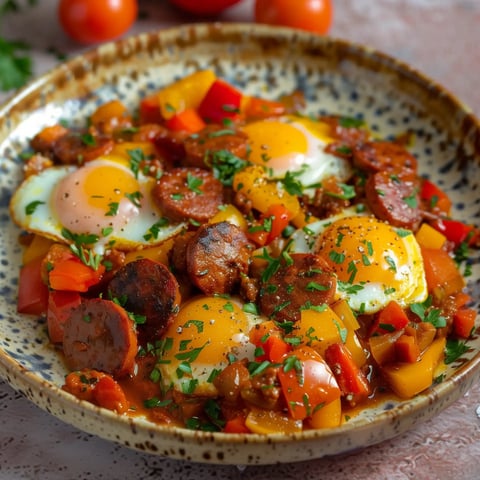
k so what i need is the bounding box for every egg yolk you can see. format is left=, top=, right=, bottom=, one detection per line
left=54, top=159, right=140, bottom=236
left=243, top=117, right=333, bottom=174
left=315, top=216, right=427, bottom=312
left=159, top=296, right=252, bottom=396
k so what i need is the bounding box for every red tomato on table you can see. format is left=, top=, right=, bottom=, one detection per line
left=255, top=0, right=333, bottom=35
left=58, top=0, right=138, bottom=45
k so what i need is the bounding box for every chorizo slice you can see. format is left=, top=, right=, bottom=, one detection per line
left=352, top=141, right=417, bottom=178
left=365, top=171, right=422, bottom=230
left=153, top=167, right=224, bottom=222
left=53, top=131, right=114, bottom=165
left=259, top=253, right=337, bottom=323
left=107, top=258, right=181, bottom=338
left=186, top=221, right=254, bottom=295
left=63, top=297, right=137, bottom=378
left=183, top=124, right=248, bottom=168
left=152, top=125, right=188, bottom=165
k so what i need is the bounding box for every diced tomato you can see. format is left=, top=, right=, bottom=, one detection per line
left=394, top=334, right=420, bottom=363
left=63, top=369, right=128, bottom=413
left=49, top=257, right=105, bottom=292
left=223, top=416, right=251, bottom=434
left=17, top=255, right=49, bottom=315
left=92, top=375, right=129, bottom=414
left=139, top=94, right=163, bottom=124
left=324, top=343, right=371, bottom=405
left=370, top=300, right=409, bottom=336
left=278, top=346, right=340, bottom=421
left=420, top=179, right=451, bottom=215
left=198, top=79, right=243, bottom=124
left=453, top=308, right=476, bottom=339
left=421, top=247, right=465, bottom=297
left=47, top=290, right=82, bottom=344
left=165, top=108, right=206, bottom=133
left=431, top=218, right=479, bottom=248
left=249, top=320, right=291, bottom=362
left=247, top=204, right=293, bottom=246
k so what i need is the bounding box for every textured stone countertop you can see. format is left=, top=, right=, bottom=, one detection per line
left=0, top=1, right=479, bottom=479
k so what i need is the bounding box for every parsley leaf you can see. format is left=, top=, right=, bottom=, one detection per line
left=0, top=37, right=32, bottom=91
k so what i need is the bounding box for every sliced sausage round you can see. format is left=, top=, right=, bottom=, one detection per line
left=186, top=221, right=253, bottom=295
left=259, top=252, right=337, bottom=323
left=365, top=170, right=422, bottom=230
left=63, top=297, right=137, bottom=378
left=352, top=141, right=417, bottom=178
left=183, top=124, right=248, bottom=168
left=107, top=258, right=181, bottom=339
left=152, top=125, right=188, bottom=166
left=153, top=167, right=224, bottom=222
left=53, top=131, right=114, bottom=165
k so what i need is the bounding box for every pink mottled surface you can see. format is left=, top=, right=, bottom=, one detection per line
left=1, top=1, right=479, bottom=479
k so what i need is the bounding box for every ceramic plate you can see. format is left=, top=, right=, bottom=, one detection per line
left=0, top=23, right=479, bottom=466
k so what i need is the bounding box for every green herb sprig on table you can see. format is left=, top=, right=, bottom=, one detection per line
left=0, top=0, right=38, bottom=91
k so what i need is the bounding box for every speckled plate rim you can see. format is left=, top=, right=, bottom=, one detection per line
left=0, top=23, right=479, bottom=465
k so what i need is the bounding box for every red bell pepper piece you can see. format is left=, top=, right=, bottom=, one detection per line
left=431, top=218, right=479, bottom=248
left=420, top=179, right=451, bottom=215
left=139, top=94, right=163, bottom=124
left=17, top=255, right=49, bottom=315
left=198, top=79, right=242, bottom=124
left=453, top=308, right=476, bottom=339
left=324, top=343, right=371, bottom=404
left=370, top=300, right=409, bottom=336
left=223, top=416, right=250, bottom=434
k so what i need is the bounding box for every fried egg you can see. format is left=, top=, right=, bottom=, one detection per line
left=9, top=156, right=185, bottom=254
left=242, top=115, right=352, bottom=193
left=158, top=296, right=259, bottom=396
left=314, top=216, right=428, bottom=313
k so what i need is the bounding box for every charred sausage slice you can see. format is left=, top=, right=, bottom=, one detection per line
left=53, top=131, right=114, bottom=165
left=63, top=297, right=137, bottom=378
left=186, top=221, right=253, bottom=295
left=183, top=125, right=248, bottom=168
left=108, top=258, right=181, bottom=339
left=365, top=171, right=421, bottom=230
left=352, top=141, right=417, bottom=178
left=153, top=167, right=224, bottom=222
left=259, top=253, right=337, bottom=323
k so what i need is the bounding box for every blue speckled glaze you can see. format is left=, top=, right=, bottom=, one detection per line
left=0, top=24, right=479, bottom=465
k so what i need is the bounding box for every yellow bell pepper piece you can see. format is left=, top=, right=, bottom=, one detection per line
left=381, top=337, right=446, bottom=399
left=124, top=238, right=174, bottom=265
left=309, top=397, right=342, bottom=429
left=245, top=408, right=303, bottom=434
left=22, top=235, right=53, bottom=264
left=157, top=70, right=216, bottom=119
left=331, top=299, right=367, bottom=367
left=293, top=306, right=346, bottom=357
left=294, top=305, right=366, bottom=367
left=415, top=223, right=446, bottom=249
left=209, top=204, right=247, bottom=232
left=232, top=165, right=300, bottom=218
left=111, top=141, right=158, bottom=162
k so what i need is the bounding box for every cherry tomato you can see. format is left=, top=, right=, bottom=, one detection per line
left=168, top=0, right=242, bottom=16
left=255, top=0, right=333, bottom=35
left=58, top=0, right=138, bottom=45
